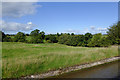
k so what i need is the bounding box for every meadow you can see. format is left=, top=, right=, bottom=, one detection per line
left=2, top=42, right=118, bottom=78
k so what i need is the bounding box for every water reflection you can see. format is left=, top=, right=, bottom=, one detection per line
left=55, top=61, right=119, bottom=78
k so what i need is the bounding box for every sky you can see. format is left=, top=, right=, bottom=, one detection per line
left=1, top=2, right=118, bottom=34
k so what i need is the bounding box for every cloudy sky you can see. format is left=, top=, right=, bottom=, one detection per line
left=1, top=1, right=118, bottom=34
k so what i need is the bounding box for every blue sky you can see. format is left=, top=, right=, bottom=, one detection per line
left=2, top=2, right=118, bottom=34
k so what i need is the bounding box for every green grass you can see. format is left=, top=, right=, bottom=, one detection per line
left=2, top=42, right=118, bottom=78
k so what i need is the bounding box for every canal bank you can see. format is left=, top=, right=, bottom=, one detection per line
left=55, top=60, right=119, bottom=78
left=24, top=56, right=120, bottom=78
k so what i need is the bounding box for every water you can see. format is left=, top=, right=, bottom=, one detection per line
left=55, top=61, right=119, bottom=78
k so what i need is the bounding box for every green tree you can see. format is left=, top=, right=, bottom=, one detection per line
left=0, top=31, right=13, bottom=42
left=66, top=35, right=78, bottom=46
left=45, top=34, right=58, bottom=43
left=25, top=34, right=29, bottom=36
left=30, top=29, right=44, bottom=43
left=100, top=37, right=111, bottom=47
left=58, top=34, right=69, bottom=44
left=76, top=35, right=85, bottom=46
left=14, top=32, right=26, bottom=42
left=0, top=31, right=6, bottom=42
left=87, top=33, right=110, bottom=47
left=40, top=31, right=45, bottom=39
left=107, top=21, right=120, bottom=44
left=57, top=33, right=60, bottom=37
left=87, top=33, right=102, bottom=47
left=30, top=29, right=40, bottom=37
left=71, top=33, right=74, bottom=36
left=83, top=33, right=93, bottom=46
left=3, top=36, right=12, bottom=42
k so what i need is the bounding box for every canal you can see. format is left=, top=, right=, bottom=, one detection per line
left=54, top=61, right=119, bottom=78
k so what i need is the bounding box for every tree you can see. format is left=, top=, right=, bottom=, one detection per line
left=0, top=31, right=6, bottom=42
left=65, top=35, right=78, bottom=46
left=71, top=33, right=74, bottom=36
left=87, top=33, right=110, bottom=47
left=107, top=21, right=120, bottom=44
left=57, top=33, right=60, bottom=37
left=76, top=35, right=85, bottom=46
left=87, top=33, right=102, bottom=47
left=30, top=29, right=40, bottom=37
left=0, top=31, right=12, bottom=42
left=30, top=29, right=44, bottom=43
left=84, top=33, right=93, bottom=41
left=3, top=36, right=12, bottom=42
left=84, top=33, right=93, bottom=46
left=45, top=34, right=58, bottom=43
left=25, top=34, right=29, bottom=36
left=40, top=31, right=45, bottom=39
left=100, top=37, right=111, bottom=47
left=14, top=32, right=26, bottom=42
left=58, top=34, right=69, bottom=44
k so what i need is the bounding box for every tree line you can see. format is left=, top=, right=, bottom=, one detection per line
left=0, top=21, right=120, bottom=47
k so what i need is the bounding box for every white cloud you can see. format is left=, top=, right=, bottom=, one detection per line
left=65, top=26, right=108, bottom=34
left=65, top=29, right=81, bottom=34
left=89, top=26, right=108, bottom=34
left=0, top=20, right=35, bottom=32
left=27, top=22, right=32, bottom=25
left=90, top=26, right=95, bottom=30
left=90, top=26, right=107, bottom=31
left=1, top=2, right=41, bottom=18
left=83, top=28, right=90, bottom=34
left=97, top=28, right=107, bottom=31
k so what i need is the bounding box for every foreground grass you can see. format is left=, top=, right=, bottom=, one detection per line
left=2, top=42, right=118, bottom=78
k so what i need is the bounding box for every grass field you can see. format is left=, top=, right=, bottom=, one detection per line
left=2, top=42, right=118, bottom=78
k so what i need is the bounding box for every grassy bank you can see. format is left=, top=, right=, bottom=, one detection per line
left=2, top=42, right=118, bottom=78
